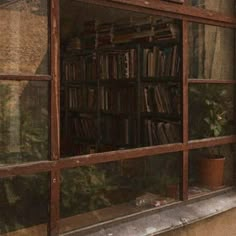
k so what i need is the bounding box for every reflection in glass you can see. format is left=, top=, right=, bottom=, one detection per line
left=0, top=81, right=49, bottom=164
left=189, top=0, right=235, bottom=16
left=0, top=0, right=48, bottom=74
left=189, top=23, right=235, bottom=80
left=0, top=173, right=49, bottom=234
left=60, top=153, right=180, bottom=232
left=189, top=144, right=235, bottom=197
left=189, top=84, right=235, bottom=140
left=60, top=1, right=182, bottom=157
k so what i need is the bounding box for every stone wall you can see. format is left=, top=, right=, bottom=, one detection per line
left=0, top=1, right=48, bottom=75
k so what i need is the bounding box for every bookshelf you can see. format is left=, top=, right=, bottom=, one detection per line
left=61, top=16, right=182, bottom=156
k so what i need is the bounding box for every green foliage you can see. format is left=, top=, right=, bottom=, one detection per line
left=0, top=83, right=11, bottom=153
left=189, top=85, right=233, bottom=139
left=0, top=174, right=48, bottom=234
left=0, top=82, right=49, bottom=233
left=20, top=105, right=48, bottom=161
left=61, top=166, right=117, bottom=217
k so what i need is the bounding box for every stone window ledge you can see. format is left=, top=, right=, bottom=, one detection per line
left=62, top=189, right=236, bottom=236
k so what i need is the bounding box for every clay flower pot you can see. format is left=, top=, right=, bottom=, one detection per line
left=198, top=156, right=225, bottom=190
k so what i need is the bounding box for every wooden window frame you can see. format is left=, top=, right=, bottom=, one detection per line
left=0, top=0, right=236, bottom=235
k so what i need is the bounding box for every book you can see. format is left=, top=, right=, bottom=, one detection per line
left=142, top=84, right=180, bottom=115
left=143, top=119, right=180, bottom=145
left=142, top=45, right=180, bottom=78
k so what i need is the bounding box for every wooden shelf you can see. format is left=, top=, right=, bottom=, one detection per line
left=141, top=112, right=181, bottom=121
left=141, top=77, right=180, bottom=83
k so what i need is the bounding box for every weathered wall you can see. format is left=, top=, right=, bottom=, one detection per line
left=160, top=208, right=236, bottom=236
left=0, top=1, right=48, bottom=75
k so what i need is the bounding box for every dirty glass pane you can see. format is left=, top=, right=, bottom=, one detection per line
left=189, top=84, right=235, bottom=140
left=60, top=1, right=182, bottom=158
left=189, top=23, right=235, bottom=80
left=0, top=173, right=49, bottom=234
left=0, top=0, right=48, bottom=75
left=60, top=153, right=181, bottom=233
left=189, top=0, right=235, bottom=16
left=0, top=81, right=49, bottom=165
left=189, top=144, right=235, bottom=198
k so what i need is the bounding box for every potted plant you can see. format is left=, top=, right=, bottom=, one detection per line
left=189, top=85, right=232, bottom=190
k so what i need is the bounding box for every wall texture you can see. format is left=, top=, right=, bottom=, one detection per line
left=160, top=208, right=236, bottom=236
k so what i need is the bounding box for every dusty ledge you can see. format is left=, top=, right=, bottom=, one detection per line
left=62, top=190, right=236, bottom=236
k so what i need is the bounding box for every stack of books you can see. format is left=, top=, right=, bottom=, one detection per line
left=80, top=17, right=180, bottom=49
left=81, top=20, right=97, bottom=49
left=96, top=23, right=114, bottom=48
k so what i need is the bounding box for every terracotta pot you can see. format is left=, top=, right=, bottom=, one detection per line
left=198, top=157, right=225, bottom=189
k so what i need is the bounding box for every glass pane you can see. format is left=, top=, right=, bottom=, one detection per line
left=0, top=81, right=49, bottom=165
left=60, top=2, right=182, bottom=157
left=189, top=144, right=235, bottom=198
left=0, top=0, right=48, bottom=75
left=189, top=0, right=235, bottom=16
left=189, top=84, right=235, bottom=140
left=60, top=153, right=181, bottom=233
left=189, top=23, right=235, bottom=80
left=0, top=173, right=49, bottom=234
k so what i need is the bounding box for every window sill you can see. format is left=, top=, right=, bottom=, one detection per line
left=61, top=189, right=236, bottom=236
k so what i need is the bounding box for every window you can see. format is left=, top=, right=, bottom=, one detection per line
left=0, top=0, right=236, bottom=235
left=0, top=0, right=51, bottom=234
left=189, top=24, right=235, bottom=81
left=60, top=3, right=182, bottom=157
left=60, top=153, right=181, bottom=233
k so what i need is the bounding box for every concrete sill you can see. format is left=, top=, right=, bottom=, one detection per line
left=62, top=189, right=236, bottom=236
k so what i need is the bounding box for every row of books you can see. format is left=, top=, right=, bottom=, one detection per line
left=64, top=54, right=97, bottom=81
left=68, top=86, right=137, bottom=113
left=72, top=116, right=97, bottom=141
left=142, top=85, right=180, bottom=114
left=72, top=117, right=180, bottom=148
left=68, top=84, right=180, bottom=114
left=100, top=87, right=136, bottom=113
left=143, top=120, right=180, bottom=146
left=99, top=49, right=137, bottom=79
left=64, top=49, right=136, bottom=81
left=142, top=45, right=180, bottom=77
left=72, top=115, right=138, bottom=147
left=64, top=46, right=179, bottom=82
left=80, top=17, right=180, bottom=49
left=102, top=116, right=137, bottom=146
left=68, top=87, right=97, bottom=111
